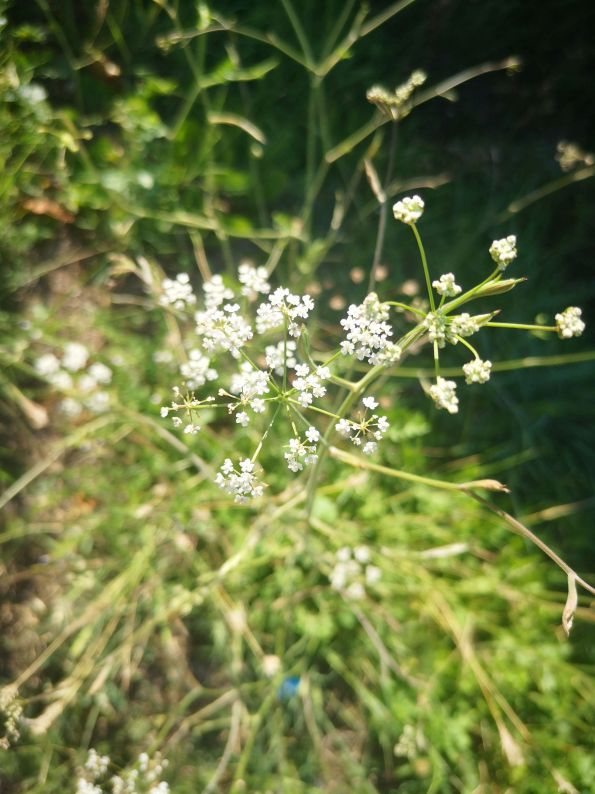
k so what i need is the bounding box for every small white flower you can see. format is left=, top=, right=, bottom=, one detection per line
left=62, top=342, right=89, bottom=372
left=180, top=349, right=217, bottom=389
left=340, top=293, right=401, bottom=366
left=335, top=418, right=352, bottom=437
left=265, top=340, right=297, bottom=375
left=463, top=358, right=492, bottom=384
left=365, top=565, right=381, bottom=585
left=88, top=362, right=112, bottom=384
left=250, top=398, right=266, bottom=413
left=432, top=273, right=462, bottom=297
left=34, top=352, right=61, bottom=377
left=236, top=411, right=250, bottom=427
left=449, top=312, right=480, bottom=338
left=489, top=235, right=517, bottom=270
left=203, top=274, right=233, bottom=309
left=238, top=261, right=270, bottom=300
left=429, top=377, right=459, bottom=414
left=362, top=441, right=378, bottom=455
left=160, top=273, right=197, bottom=309
left=336, top=547, right=351, bottom=562
left=392, top=195, right=424, bottom=224
left=423, top=312, right=447, bottom=348
left=362, top=396, right=379, bottom=410
left=256, top=288, right=314, bottom=337
left=555, top=306, right=585, bottom=339
left=292, top=363, right=329, bottom=407
left=345, top=581, right=365, bottom=600
left=215, top=457, right=264, bottom=502
left=305, top=426, right=320, bottom=443
left=354, top=545, right=370, bottom=563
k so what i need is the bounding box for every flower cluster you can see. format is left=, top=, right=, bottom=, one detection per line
left=238, top=261, right=270, bottom=300
left=203, top=274, right=233, bottom=309
left=160, top=272, right=196, bottom=309
left=179, top=349, right=217, bottom=389
left=330, top=545, right=381, bottom=600
left=284, top=427, right=319, bottom=472
left=34, top=343, right=113, bottom=417
left=265, top=339, right=297, bottom=375
left=463, top=358, right=492, bottom=384
left=255, top=287, right=314, bottom=337
left=340, top=293, right=401, bottom=365
left=75, top=749, right=169, bottom=794
left=335, top=397, right=390, bottom=455
left=489, top=235, right=517, bottom=270
left=392, top=195, right=425, bottom=224
left=429, top=377, right=459, bottom=414
left=215, top=458, right=265, bottom=503
left=432, top=272, right=462, bottom=297
left=555, top=306, right=585, bottom=339
left=226, top=362, right=270, bottom=424
left=292, top=363, right=330, bottom=407
left=195, top=302, right=253, bottom=358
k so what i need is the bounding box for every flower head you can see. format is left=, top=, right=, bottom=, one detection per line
left=555, top=306, right=585, bottom=339
left=429, top=377, right=459, bottom=414
left=489, top=235, right=517, bottom=270
left=393, top=195, right=424, bottom=224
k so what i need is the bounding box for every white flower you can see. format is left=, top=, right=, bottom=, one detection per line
left=85, top=391, right=110, bottom=413
left=463, top=358, right=492, bottom=384
left=449, top=312, right=480, bottom=338
left=250, top=398, right=266, bottom=413
left=432, top=273, right=462, bottom=297
left=85, top=749, right=110, bottom=779
left=365, top=565, right=381, bottom=585
left=362, top=396, right=379, bottom=410
left=429, top=377, right=459, bottom=414
left=305, top=426, right=320, bottom=443
left=203, top=274, right=233, bottom=309
left=284, top=432, right=319, bottom=472
left=340, top=293, right=401, bottom=366
left=336, top=547, right=351, bottom=562
left=59, top=397, right=82, bottom=417
left=555, top=306, right=585, bottom=339
left=35, top=352, right=61, bottom=376
left=335, top=418, right=352, bottom=437
left=362, top=441, right=378, bottom=455
left=230, top=362, right=270, bottom=405
left=265, top=340, right=297, bottom=375
left=292, top=363, right=330, bottom=407
left=160, top=272, right=197, bottom=309
left=180, top=349, right=217, bottom=389
left=489, top=235, right=517, bottom=270
left=345, top=581, right=365, bottom=600
left=88, top=362, right=112, bottom=384
left=62, top=342, right=89, bottom=372
left=423, top=312, right=447, bottom=348
left=215, top=458, right=264, bottom=502
left=256, top=288, right=314, bottom=337
left=392, top=195, right=424, bottom=224
left=236, top=411, right=250, bottom=427
left=49, top=370, right=73, bottom=390
left=194, top=303, right=253, bottom=358
left=354, top=545, right=370, bottom=563
left=238, top=261, right=270, bottom=300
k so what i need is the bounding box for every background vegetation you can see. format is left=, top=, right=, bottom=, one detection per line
left=1, top=1, right=594, bottom=791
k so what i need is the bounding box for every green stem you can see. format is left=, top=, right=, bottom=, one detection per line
left=486, top=322, right=556, bottom=332
left=411, top=222, right=435, bottom=312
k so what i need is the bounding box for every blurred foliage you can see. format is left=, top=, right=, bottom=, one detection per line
left=1, top=1, right=594, bottom=792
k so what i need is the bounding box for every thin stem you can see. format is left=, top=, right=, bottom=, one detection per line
left=411, top=222, right=435, bottom=312
left=455, top=335, right=481, bottom=359
left=288, top=399, right=340, bottom=421
left=387, top=301, right=426, bottom=318
left=486, top=322, right=556, bottom=332
left=369, top=122, right=398, bottom=292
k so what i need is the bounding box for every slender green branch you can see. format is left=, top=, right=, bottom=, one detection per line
left=411, top=222, right=435, bottom=312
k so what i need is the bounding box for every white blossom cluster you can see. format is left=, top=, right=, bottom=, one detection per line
left=429, top=377, right=459, bottom=414
left=489, top=235, right=517, bottom=270
left=75, top=748, right=169, bottom=794
left=265, top=339, right=297, bottom=375
left=226, top=362, right=270, bottom=424
left=238, top=261, right=270, bottom=300
left=284, top=427, right=320, bottom=472
left=194, top=302, right=253, bottom=358
left=215, top=458, right=265, bottom=503
left=255, top=287, right=314, bottom=337
left=423, top=312, right=447, bottom=347
left=449, top=312, right=481, bottom=338
left=432, top=272, right=462, bottom=297
left=423, top=311, right=484, bottom=348
left=203, top=274, right=233, bottom=309
left=292, top=363, right=330, bottom=407
left=463, top=358, right=492, bottom=384
left=179, top=348, right=217, bottom=389
left=34, top=343, right=113, bottom=417
left=392, top=195, right=425, bottom=224
left=330, top=545, right=381, bottom=599
left=555, top=306, right=585, bottom=339
left=340, top=292, right=401, bottom=365
left=160, top=272, right=196, bottom=309
left=335, top=396, right=390, bottom=455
